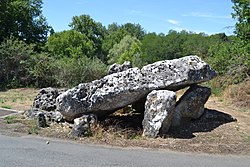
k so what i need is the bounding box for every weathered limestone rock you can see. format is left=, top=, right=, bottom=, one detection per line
left=25, top=108, right=64, bottom=123
left=33, top=87, right=59, bottom=111
left=46, top=111, right=64, bottom=123
left=142, top=90, right=176, bottom=138
left=57, top=55, right=217, bottom=121
left=107, top=61, right=132, bottom=75
left=140, top=56, right=216, bottom=90
left=71, top=114, right=97, bottom=137
left=37, top=112, right=46, bottom=127
left=172, top=85, right=211, bottom=127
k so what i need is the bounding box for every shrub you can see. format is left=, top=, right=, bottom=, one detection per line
left=0, top=37, right=35, bottom=89
left=54, top=56, right=107, bottom=88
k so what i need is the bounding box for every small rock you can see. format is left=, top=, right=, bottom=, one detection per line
left=37, top=112, right=46, bottom=128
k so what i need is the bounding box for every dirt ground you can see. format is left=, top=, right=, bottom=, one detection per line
left=0, top=88, right=249, bottom=155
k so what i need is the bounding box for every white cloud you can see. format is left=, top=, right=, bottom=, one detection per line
left=182, top=12, right=231, bottom=19
left=167, top=19, right=180, bottom=26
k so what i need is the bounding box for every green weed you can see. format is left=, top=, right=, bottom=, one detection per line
left=1, top=105, right=12, bottom=109
left=4, top=115, right=17, bottom=124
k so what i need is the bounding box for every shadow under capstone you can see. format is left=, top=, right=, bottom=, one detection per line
left=166, top=108, right=237, bottom=139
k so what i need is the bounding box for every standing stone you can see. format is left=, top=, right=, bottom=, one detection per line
left=172, top=85, right=211, bottom=127
left=107, top=61, right=132, bottom=75
left=142, top=90, right=176, bottom=138
left=37, top=112, right=46, bottom=128
left=71, top=114, right=97, bottom=137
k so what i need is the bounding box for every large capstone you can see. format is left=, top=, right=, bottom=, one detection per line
left=56, top=55, right=217, bottom=121
left=172, top=85, right=212, bottom=127
left=142, top=90, right=176, bottom=138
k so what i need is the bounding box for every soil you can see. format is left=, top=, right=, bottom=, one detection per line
left=0, top=89, right=249, bottom=155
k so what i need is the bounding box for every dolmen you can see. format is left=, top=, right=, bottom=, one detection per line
left=27, top=55, right=217, bottom=138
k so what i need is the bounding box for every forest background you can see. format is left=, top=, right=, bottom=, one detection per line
left=0, top=0, right=249, bottom=97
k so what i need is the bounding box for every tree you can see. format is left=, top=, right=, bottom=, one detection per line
left=47, top=30, right=95, bottom=58
left=69, top=14, right=106, bottom=60
left=108, top=35, right=142, bottom=66
left=102, top=22, right=146, bottom=59
left=0, top=37, right=35, bottom=89
left=232, top=0, right=250, bottom=43
left=0, top=0, right=51, bottom=47
left=141, top=33, right=165, bottom=63
left=121, top=23, right=146, bottom=40
left=102, top=27, right=127, bottom=57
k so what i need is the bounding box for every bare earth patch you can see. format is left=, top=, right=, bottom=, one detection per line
left=0, top=88, right=249, bottom=155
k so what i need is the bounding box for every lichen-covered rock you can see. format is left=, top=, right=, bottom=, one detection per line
left=172, top=85, right=211, bottom=127
left=142, top=90, right=176, bottom=138
left=37, top=112, right=46, bottom=128
left=24, top=108, right=64, bottom=123
left=57, top=67, right=148, bottom=121
left=71, top=114, right=97, bottom=137
left=107, top=61, right=132, bottom=75
left=57, top=55, right=217, bottom=121
left=140, top=56, right=217, bottom=90
left=33, top=87, right=59, bottom=111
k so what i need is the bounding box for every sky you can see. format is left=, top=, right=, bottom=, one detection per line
left=42, top=0, right=236, bottom=35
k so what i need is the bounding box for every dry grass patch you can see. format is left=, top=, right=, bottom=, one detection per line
left=0, top=88, right=38, bottom=111
left=223, top=80, right=250, bottom=111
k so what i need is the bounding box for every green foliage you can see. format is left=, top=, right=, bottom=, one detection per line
left=24, top=52, right=57, bottom=88
left=47, top=30, right=95, bottom=58
left=0, top=0, right=51, bottom=48
left=53, top=56, right=107, bottom=88
left=207, top=38, right=249, bottom=87
left=102, top=22, right=145, bottom=60
left=0, top=37, right=35, bottom=89
left=232, top=0, right=250, bottom=43
left=141, top=31, right=211, bottom=64
left=140, top=33, right=165, bottom=64
left=108, top=35, right=142, bottom=67
left=69, top=14, right=106, bottom=60
left=1, top=105, right=12, bottom=109
left=121, top=23, right=146, bottom=40
left=4, top=115, right=16, bottom=124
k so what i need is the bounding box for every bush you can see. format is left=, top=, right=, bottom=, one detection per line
left=0, top=37, right=35, bottom=89
left=25, top=52, right=57, bottom=88
left=54, top=56, right=107, bottom=88
left=207, top=40, right=249, bottom=88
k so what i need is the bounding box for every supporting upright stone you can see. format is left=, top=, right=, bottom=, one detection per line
left=71, top=114, right=97, bottom=137
left=142, top=90, right=176, bottom=138
left=172, top=85, right=211, bottom=127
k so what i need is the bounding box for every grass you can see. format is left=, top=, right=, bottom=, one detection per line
left=1, top=105, right=12, bottom=109
left=3, top=115, right=40, bottom=134
left=223, top=80, right=250, bottom=111
left=246, top=136, right=250, bottom=142
left=0, top=88, right=38, bottom=111
left=4, top=115, right=17, bottom=124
